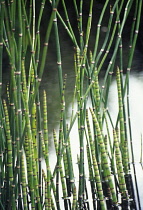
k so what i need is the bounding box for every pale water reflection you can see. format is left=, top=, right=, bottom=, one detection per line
left=108, top=72, right=143, bottom=209
left=108, top=73, right=143, bottom=162
left=44, top=72, right=143, bottom=209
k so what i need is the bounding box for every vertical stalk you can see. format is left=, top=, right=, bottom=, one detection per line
left=43, top=90, right=52, bottom=209
left=0, top=0, right=4, bottom=98
left=116, top=68, right=129, bottom=175
left=113, top=129, right=128, bottom=199
left=3, top=100, right=15, bottom=209
left=21, top=153, right=28, bottom=210
left=90, top=108, right=118, bottom=206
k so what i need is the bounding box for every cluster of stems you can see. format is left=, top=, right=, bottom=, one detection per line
left=0, top=0, right=142, bottom=209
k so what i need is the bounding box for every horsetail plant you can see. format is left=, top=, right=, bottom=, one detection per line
left=113, top=129, right=128, bottom=201
left=116, top=67, right=129, bottom=175
left=90, top=107, right=118, bottom=206
left=86, top=109, right=107, bottom=210
left=0, top=0, right=142, bottom=209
